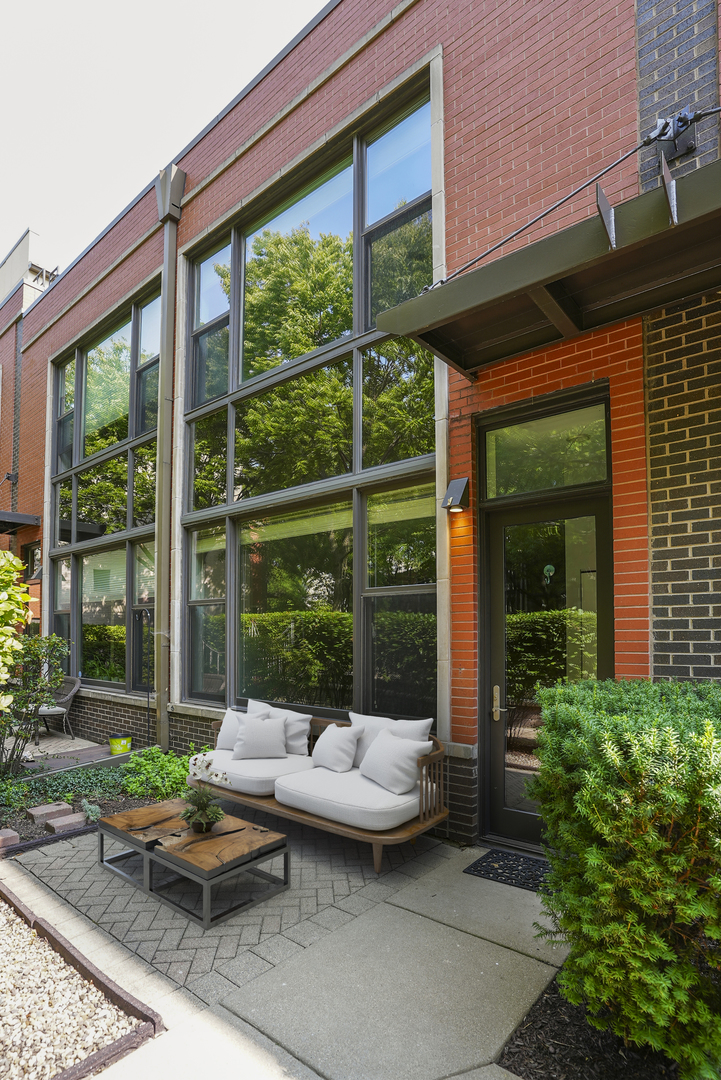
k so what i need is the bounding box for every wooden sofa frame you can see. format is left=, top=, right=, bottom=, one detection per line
left=187, top=717, right=448, bottom=873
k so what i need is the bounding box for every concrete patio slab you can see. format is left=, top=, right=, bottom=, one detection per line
left=388, top=851, right=569, bottom=967
left=222, top=902, right=556, bottom=1080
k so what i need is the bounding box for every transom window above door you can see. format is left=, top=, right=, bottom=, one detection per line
left=485, top=402, right=608, bottom=500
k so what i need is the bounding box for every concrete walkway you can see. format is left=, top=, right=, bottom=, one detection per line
left=0, top=816, right=567, bottom=1080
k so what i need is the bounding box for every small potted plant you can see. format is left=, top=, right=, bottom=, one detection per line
left=180, top=786, right=225, bottom=833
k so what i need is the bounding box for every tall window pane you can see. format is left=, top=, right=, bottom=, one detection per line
left=238, top=503, right=353, bottom=708
left=367, top=485, right=436, bottom=587
left=190, top=527, right=226, bottom=600
left=57, top=414, right=74, bottom=471
left=55, top=480, right=72, bottom=546
left=195, top=244, right=231, bottom=328
left=194, top=323, right=229, bottom=404
left=189, top=527, right=226, bottom=701
left=368, top=593, right=437, bottom=718
left=139, top=296, right=161, bottom=363
left=486, top=404, right=608, bottom=499
left=369, top=208, right=432, bottom=324
left=362, top=338, right=435, bottom=468
left=193, top=410, right=227, bottom=510
left=133, top=441, right=156, bottom=527
left=132, top=543, right=155, bottom=691
left=77, top=454, right=128, bottom=537
left=243, top=162, right=353, bottom=382
left=53, top=558, right=72, bottom=671
left=366, top=101, right=432, bottom=226
left=234, top=360, right=352, bottom=500
left=83, top=323, right=131, bottom=457
left=137, top=360, right=159, bottom=434
left=81, top=549, right=126, bottom=683
left=59, top=359, right=75, bottom=414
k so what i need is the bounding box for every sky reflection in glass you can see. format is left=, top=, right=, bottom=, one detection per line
left=247, top=162, right=353, bottom=245
left=366, top=102, right=431, bottom=226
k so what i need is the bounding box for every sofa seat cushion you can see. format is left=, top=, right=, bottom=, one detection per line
left=275, top=767, right=421, bottom=831
left=189, top=749, right=315, bottom=796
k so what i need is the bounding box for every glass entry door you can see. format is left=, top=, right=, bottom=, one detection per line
left=487, top=497, right=613, bottom=845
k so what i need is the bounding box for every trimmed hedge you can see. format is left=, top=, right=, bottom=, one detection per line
left=532, top=680, right=721, bottom=1079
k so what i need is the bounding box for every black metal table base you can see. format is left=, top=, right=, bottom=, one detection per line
left=98, top=830, right=290, bottom=930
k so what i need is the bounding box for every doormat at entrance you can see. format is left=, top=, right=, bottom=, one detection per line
left=463, top=849, right=549, bottom=892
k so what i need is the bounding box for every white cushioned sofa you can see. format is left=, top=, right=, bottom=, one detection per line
left=187, top=701, right=448, bottom=873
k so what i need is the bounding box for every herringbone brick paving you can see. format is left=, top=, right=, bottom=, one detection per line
left=14, top=802, right=454, bottom=1005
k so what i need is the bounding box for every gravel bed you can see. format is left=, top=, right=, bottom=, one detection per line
left=498, top=977, right=679, bottom=1079
left=0, top=900, right=138, bottom=1079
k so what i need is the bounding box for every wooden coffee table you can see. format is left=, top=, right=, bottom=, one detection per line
left=98, top=798, right=289, bottom=929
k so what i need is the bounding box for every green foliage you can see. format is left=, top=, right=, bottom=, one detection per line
left=0, top=551, right=31, bottom=701
left=180, top=786, right=225, bottom=829
left=372, top=610, right=437, bottom=716
left=370, top=209, right=432, bottom=322
left=82, top=624, right=126, bottom=682
left=242, top=227, right=353, bottom=380
left=81, top=798, right=102, bottom=822
left=120, top=745, right=207, bottom=800
left=362, top=339, right=435, bottom=468
left=532, top=679, right=721, bottom=1079
left=506, top=609, right=598, bottom=704
left=1, top=635, right=69, bottom=776
left=193, top=410, right=228, bottom=510
left=0, top=767, right=126, bottom=811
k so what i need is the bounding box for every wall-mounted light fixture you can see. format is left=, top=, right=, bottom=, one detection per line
left=442, top=478, right=469, bottom=513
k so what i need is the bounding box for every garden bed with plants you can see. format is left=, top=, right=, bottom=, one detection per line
left=0, top=746, right=207, bottom=847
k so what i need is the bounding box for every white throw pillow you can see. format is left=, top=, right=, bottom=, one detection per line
left=359, top=728, right=433, bottom=794
left=348, top=712, right=434, bottom=767
left=216, top=707, right=268, bottom=750
left=312, top=723, right=364, bottom=773
left=246, top=698, right=312, bottom=756
left=232, top=715, right=287, bottom=759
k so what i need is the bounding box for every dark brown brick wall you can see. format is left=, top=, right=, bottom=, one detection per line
left=638, top=0, right=719, bottom=193
left=45, top=695, right=219, bottom=755
left=645, top=290, right=721, bottom=679
left=444, top=755, right=479, bottom=845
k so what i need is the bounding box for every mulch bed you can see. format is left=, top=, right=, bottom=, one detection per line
left=498, top=977, right=679, bottom=1079
left=1, top=797, right=159, bottom=844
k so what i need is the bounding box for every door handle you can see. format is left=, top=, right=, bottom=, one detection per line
left=492, top=685, right=507, bottom=723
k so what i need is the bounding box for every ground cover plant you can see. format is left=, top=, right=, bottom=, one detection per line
left=531, top=679, right=721, bottom=1080
left=0, top=745, right=207, bottom=841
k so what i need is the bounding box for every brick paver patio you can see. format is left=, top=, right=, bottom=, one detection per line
left=14, top=801, right=456, bottom=1006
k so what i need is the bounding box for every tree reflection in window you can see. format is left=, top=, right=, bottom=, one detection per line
left=83, top=324, right=131, bottom=457
left=369, top=209, right=432, bottom=325
left=193, top=410, right=227, bottom=510
left=77, top=454, right=128, bottom=538
left=133, top=441, right=156, bottom=527
left=362, top=338, right=434, bottom=468
left=234, top=360, right=352, bottom=500
left=243, top=162, right=353, bottom=381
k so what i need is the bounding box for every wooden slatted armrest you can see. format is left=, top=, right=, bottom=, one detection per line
left=418, top=736, right=445, bottom=824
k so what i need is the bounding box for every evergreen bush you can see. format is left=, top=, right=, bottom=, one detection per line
left=532, top=679, right=721, bottom=1079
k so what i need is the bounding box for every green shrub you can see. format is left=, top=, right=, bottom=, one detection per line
left=120, top=745, right=207, bottom=800
left=532, top=679, right=721, bottom=1079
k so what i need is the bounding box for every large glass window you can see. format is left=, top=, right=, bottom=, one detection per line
left=243, top=163, right=353, bottom=382
left=51, top=291, right=159, bottom=696
left=234, top=360, right=353, bottom=500
left=183, top=97, right=437, bottom=717
left=81, top=550, right=127, bottom=684
left=189, top=527, right=226, bottom=701
left=238, top=504, right=353, bottom=708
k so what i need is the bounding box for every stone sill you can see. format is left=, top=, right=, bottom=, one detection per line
left=77, top=687, right=156, bottom=710
left=445, top=742, right=478, bottom=760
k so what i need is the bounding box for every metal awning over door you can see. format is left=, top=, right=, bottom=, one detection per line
left=376, top=158, right=721, bottom=378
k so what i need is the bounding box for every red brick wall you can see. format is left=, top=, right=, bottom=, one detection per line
left=447, top=320, right=650, bottom=746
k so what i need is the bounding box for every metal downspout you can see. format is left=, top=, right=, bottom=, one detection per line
left=154, top=165, right=186, bottom=751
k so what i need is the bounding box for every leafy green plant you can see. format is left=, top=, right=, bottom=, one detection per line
left=0, top=767, right=125, bottom=811
left=531, top=679, right=721, bottom=1080
left=179, top=786, right=224, bottom=831
left=81, top=798, right=102, bottom=822
left=1, top=633, right=69, bottom=776
left=120, top=745, right=207, bottom=800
